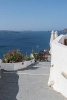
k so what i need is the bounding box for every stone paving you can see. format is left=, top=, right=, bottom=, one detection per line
left=0, top=61, right=67, bottom=100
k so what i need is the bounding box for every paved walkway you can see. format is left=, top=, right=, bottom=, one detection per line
left=0, top=61, right=67, bottom=100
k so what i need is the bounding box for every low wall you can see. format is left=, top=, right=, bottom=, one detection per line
left=1, top=59, right=35, bottom=71
left=48, top=35, right=67, bottom=98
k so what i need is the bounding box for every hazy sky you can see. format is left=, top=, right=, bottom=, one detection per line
left=0, top=0, right=67, bottom=31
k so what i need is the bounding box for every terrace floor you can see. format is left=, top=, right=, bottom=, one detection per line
left=0, top=58, right=66, bottom=100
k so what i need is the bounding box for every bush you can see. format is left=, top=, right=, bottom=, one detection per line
left=24, top=55, right=32, bottom=61
left=33, top=53, right=39, bottom=60
left=2, top=50, right=24, bottom=63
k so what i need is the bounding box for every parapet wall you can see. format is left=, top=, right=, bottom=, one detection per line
left=48, top=35, right=67, bottom=98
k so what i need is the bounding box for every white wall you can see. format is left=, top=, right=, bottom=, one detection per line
left=1, top=59, right=35, bottom=71
left=58, top=34, right=67, bottom=44
left=48, top=35, right=67, bottom=98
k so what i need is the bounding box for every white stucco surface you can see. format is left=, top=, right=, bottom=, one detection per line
left=48, top=34, right=67, bottom=98
left=1, top=59, right=35, bottom=71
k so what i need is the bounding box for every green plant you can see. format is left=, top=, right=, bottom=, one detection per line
left=33, top=53, right=39, bottom=60
left=2, top=50, right=24, bottom=63
left=24, top=55, right=32, bottom=61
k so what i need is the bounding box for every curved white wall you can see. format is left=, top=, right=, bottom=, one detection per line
left=48, top=35, right=67, bottom=98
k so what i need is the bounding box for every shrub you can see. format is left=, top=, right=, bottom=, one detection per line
left=2, top=50, right=24, bottom=63
left=33, top=53, right=39, bottom=60
left=24, top=55, right=32, bottom=61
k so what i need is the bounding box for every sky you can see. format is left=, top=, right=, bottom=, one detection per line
left=0, top=0, right=67, bottom=31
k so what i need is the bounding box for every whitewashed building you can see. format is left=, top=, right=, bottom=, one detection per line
left=48, top=33, right=67, bottom=98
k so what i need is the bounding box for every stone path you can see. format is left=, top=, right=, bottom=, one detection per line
left=0, top=61, right=67, bottom=100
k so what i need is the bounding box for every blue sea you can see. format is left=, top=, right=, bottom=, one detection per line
left=0, top=31, right=63, bottom=58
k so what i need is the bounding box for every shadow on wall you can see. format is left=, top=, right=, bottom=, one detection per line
left=0, top=70, right=19, bottom=100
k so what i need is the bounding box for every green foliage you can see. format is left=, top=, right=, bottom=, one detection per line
left=2, top=50, right=24, bottom=63
left=33, top=53, right=39, bottom=60
left=24, top=55, right=32, bottom=61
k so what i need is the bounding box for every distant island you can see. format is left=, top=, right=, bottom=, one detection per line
left=61, top=28, right=67, bottom=32
left=0, top=30, right=20, bottom=33
left=0, top=30, right=51, bottom=33
left=0, top=29, right=67, bottom=33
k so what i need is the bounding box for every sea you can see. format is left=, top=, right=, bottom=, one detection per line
left=0, top=31, right=64, bottom=58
